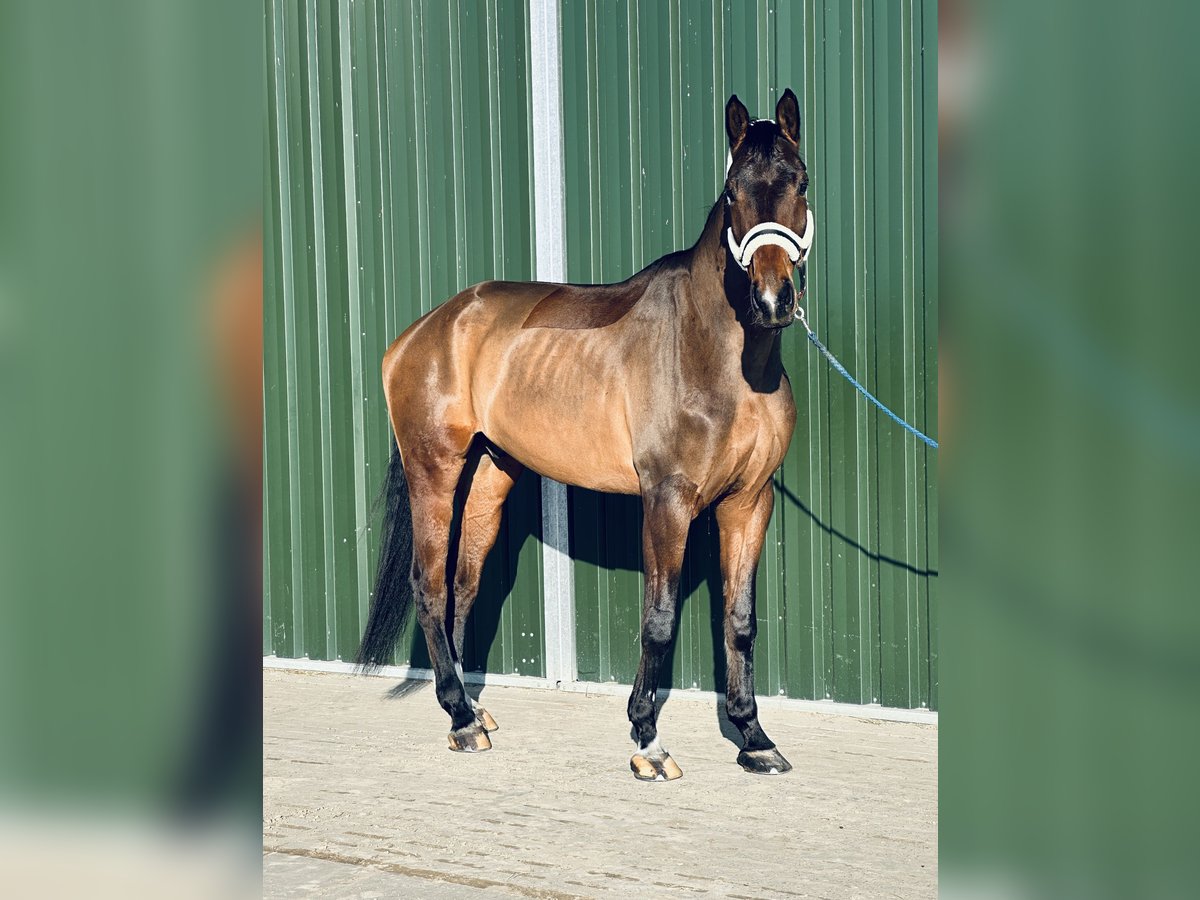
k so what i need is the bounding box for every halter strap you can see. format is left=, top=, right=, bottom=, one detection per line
left=725, top=208, right=815, bottom=270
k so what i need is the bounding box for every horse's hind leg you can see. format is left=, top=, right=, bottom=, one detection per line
left=450, top=446, right=523, bottom=733
left=404, top=439, right=492, bottom=752
left=627, top=475, right=698, bottom=781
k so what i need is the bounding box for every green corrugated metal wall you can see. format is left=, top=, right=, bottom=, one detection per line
left=265, top=0, right=937, bottom=710
left=562, top=0, right=938, bottom=709
left=264, top=0, right=547, bottom=676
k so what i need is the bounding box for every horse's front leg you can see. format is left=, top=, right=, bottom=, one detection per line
left=627, top=475, right=697, bottom=781
left=716, top=484, right=792, bottom=774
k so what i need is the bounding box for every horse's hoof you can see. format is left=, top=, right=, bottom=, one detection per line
left=447, top=725, right=492, bottom=753
left=737, top=747, right=792, bottom=775
left=476, top=708, right=499, bottom=732
left=630, top=752, right=683, bottom=782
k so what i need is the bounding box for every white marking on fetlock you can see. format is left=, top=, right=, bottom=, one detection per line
left=638, top=737, right=666, bottom=759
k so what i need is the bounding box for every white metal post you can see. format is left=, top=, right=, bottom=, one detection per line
left=529, top=0, right=576, bottom=687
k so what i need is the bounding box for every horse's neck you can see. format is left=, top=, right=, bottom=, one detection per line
left=682, top=199, right=784, bottom=392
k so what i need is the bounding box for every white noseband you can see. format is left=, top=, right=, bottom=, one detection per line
left=726, top=208, right=815, bottom=270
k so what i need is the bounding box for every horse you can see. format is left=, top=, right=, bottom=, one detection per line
left=357, top=90, right=812, bottom=781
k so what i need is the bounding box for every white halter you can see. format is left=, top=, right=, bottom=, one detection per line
left=723, top=132, right=815, bottom=271
left=726, top=208, right=815, bottom=270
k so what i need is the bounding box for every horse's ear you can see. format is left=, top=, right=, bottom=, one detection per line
left=776, top=88, right=801, bottom=145
left=725, top=94, right=750, bottom=151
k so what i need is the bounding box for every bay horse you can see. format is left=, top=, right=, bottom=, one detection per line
left=357, top=91, right=812, bottom=780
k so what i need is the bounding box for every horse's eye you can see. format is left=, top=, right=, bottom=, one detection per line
left=725, top=188, right=736, bottom=205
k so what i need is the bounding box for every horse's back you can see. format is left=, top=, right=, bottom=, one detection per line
left=518, top=276, right=649, bottom=330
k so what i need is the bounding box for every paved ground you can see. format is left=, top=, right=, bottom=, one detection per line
left=264, top=669, right=937, bottom=899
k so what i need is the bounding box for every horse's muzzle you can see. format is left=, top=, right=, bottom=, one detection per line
left=752, top=278, right=798, bottom=328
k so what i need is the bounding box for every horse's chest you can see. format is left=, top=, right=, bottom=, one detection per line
left=736, top=398, right=792, bottom=472
left=684, top=387, right=793, bottom=497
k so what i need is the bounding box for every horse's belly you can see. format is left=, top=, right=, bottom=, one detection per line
left=496, top=427, right=640, bottom=494
left=484, top=404, right=640, bottom=493
left=475, top=335, right=640, bottom=494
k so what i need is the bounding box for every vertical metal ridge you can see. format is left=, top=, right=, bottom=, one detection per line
left=368, top=0, right=393, bottom=664
left=378, top=0, right=398, bottom=341
left=584, top=2, right=600, bottom=278
left=336, top=0, right=371, bottom=633
left=902, top=0, right=919, bottom=706
left=628, top=0, right=643, bottom=267
left=818, top=0, right=837, bottom=701
left=669, top=0, right=684, bottom=249
left=409, top=0, right=430, bottom=313
left=304, top=0, right=338, bottom=661
left=530, top=0, right=576, bottom=686
left=852, top=0, right=875, bottom=703
left=868, top=0, right=886, bottom=704
left=920, top=0, right=938, bottom=710
left=372, top=0, right=394, bottom=377
left=487, top=0, right=505, bottom=275
left=271, top=0, right=305, bottom=658
left=448, top=1, right=468, bottom=288
left=712, top=0, right=723, bottom=191
left=263, top=5, right=278, bottom=656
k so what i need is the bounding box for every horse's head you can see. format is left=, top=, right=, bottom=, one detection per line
left=724, top=90, right=812, bottom=329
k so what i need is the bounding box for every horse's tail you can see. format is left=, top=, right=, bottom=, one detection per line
left=355, top=440, right=414, bottom=672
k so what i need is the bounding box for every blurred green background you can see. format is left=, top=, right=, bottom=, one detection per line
left=941, top=0, right=1200, bottom=896
left=0, top=0, right=259, bottom=830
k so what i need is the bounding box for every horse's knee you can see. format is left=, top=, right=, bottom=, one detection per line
left=641, top=574, right=680, bottom=649
left=642, top=605, right=677, bottom=651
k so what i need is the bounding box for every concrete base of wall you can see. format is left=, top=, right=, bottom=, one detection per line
left=263, top=655, right=938, bottom=725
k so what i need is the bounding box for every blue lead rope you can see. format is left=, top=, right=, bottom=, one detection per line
left=797, top=307, right=939, bottom=450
